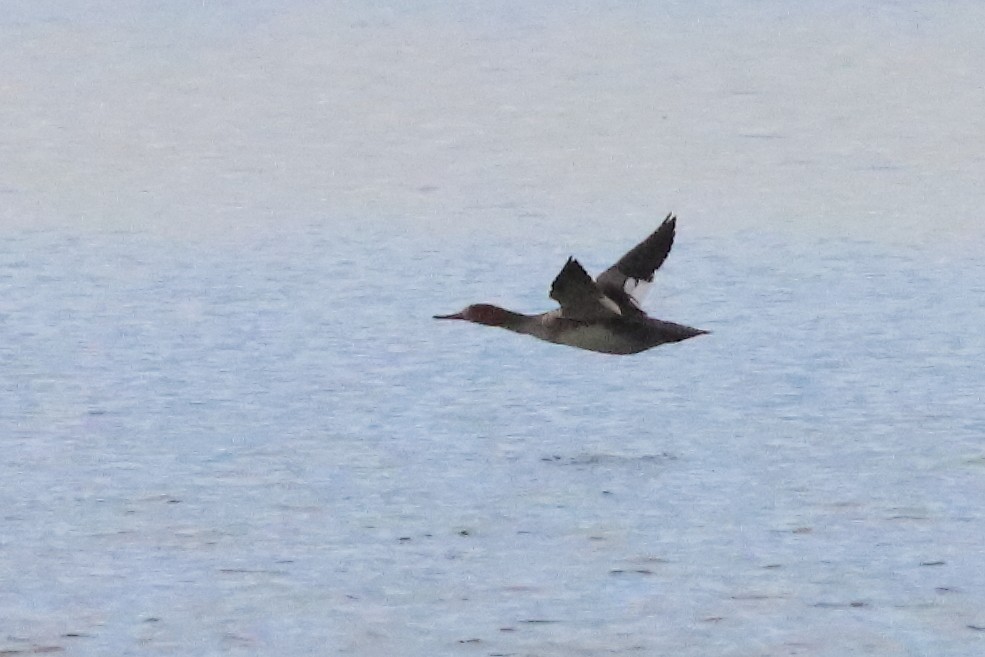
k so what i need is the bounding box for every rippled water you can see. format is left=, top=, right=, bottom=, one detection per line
left=3, top=1, right=985, bottom=655
left=2, top=224, right=983, bottom=656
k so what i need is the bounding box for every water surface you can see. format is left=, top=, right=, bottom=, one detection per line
left=2, top=2, right=985, bottom=656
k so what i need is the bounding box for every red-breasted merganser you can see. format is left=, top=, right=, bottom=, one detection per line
left=434, top=214, right=708, bottom=355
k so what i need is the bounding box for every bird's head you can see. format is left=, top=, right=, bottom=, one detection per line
left=433, top=303, right=511, bottom=327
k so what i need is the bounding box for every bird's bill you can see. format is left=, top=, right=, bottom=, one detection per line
left=433, top=311, right=465, bottom=320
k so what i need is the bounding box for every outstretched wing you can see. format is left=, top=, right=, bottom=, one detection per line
left=595, top=213, right=676, bottom=313
left=549, top=257, right=622, bottom=321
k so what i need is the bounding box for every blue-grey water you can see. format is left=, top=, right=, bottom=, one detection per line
left=3, top=226, right=983, bottom=656
left=3, top=2, right=985, bottom=656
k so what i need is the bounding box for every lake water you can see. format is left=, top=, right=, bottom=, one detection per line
left=2, top=2, right=985, bottom=656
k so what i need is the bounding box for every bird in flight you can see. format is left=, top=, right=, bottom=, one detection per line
left=434, top=214, right=707, bottom=354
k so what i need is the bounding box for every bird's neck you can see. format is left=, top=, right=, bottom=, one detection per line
left=482, top=307, right=536, bottom=333
left=495, top=309, right=555, bottom=340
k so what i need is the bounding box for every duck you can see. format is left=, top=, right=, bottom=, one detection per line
left=434, top=214, right=708, bottom=354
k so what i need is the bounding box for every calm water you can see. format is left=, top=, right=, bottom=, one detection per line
left=3, top=1, right=985, bottom=655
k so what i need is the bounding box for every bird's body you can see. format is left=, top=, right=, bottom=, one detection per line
left=434, top=214, right=707, bottom=355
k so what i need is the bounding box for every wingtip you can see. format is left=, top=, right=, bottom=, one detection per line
left=559, top=256, right=588, bottom=276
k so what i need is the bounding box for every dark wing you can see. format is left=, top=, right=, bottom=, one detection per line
left=595, top=213, right=676, bottom=313
left=549, top=257, right=622, bottom=321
